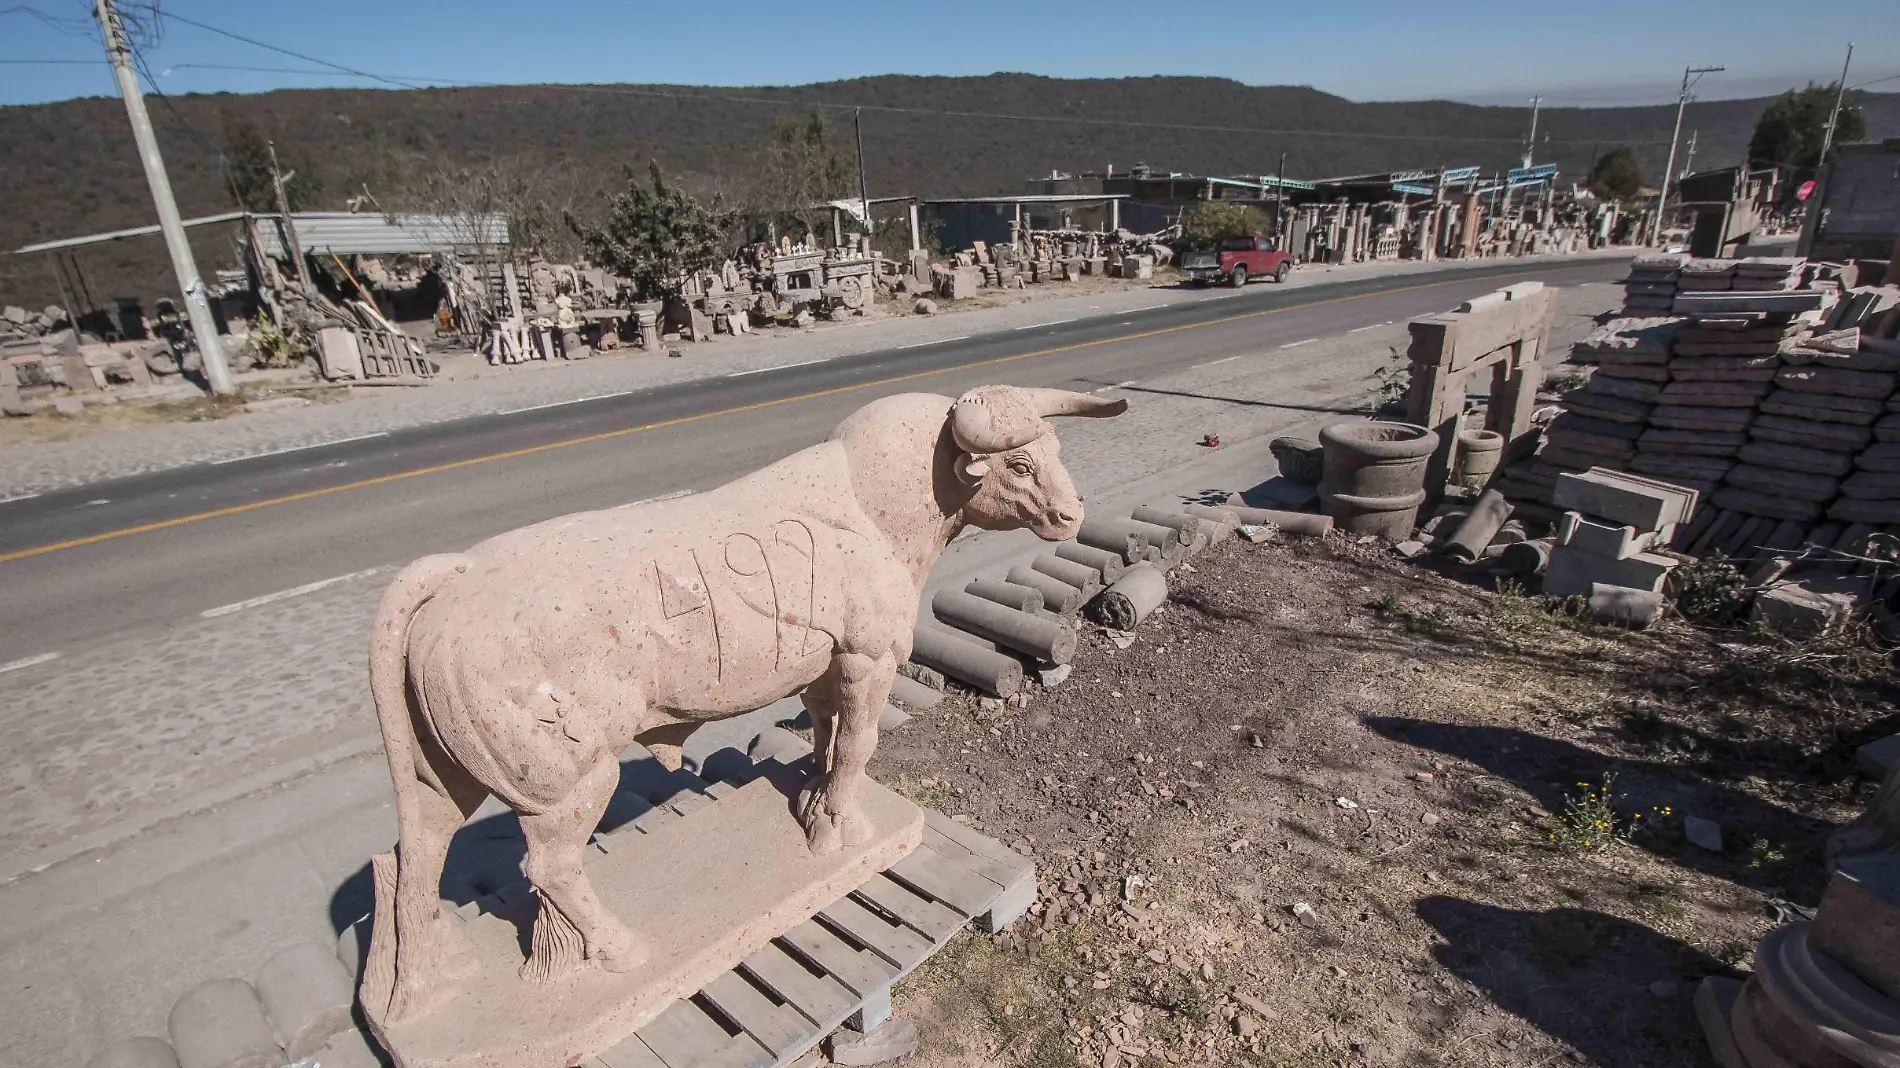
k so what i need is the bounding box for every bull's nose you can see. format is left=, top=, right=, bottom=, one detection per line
left=1052, top=508, right=1079, bottom=526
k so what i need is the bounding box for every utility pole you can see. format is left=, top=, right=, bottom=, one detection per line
left=267, top=141, right=312, bottom=292
left=1682, top=129, right=1699, bottom=180
left=1654, top=64, right=1725, bottom=246
left=93, top=0, right=233, bottom=394
left=1818, top=43, right=1855, bottom=168
left=1523, top=95, right=1542, bottom=168
left=853, top=108, right=871, bottom=247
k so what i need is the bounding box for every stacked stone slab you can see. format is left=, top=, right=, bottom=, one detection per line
left=1497, top=255, right=1900, bottom=563
left=1544, top=468, right=1696, bottom=600
left=1621, top=254, right=1685, bottom=314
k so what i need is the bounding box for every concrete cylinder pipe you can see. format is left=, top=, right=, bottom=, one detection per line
left=1033, top=553, right=1107, bottom=593
left=1129, top=506, right=1216, bottom=553
left=1089, top=564, right=1169, bottom=630
left=932, top=590, right=1077, bottom=664
left=965, top=578, right=1044, bottom=613
left=1005, top=564, right=1086, bottom=614
left=1182, top=503, right=1333, bottom=537
left=1054, top=542, right=1127, bottom=583
left=909, top=624, right=1024, bottom=696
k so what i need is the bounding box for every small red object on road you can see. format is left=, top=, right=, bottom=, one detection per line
left=1200, top=434, right=1221, bottom=448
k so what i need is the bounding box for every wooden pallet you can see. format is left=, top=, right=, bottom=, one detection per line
left=443, top=747, right=1033, bottom=1068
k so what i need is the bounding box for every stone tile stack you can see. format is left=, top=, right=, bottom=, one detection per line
left=1621, top=255, right=1685, bottom=315
left=1544, top=468, right=1697, bottom=599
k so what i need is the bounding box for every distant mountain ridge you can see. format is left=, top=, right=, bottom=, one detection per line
left=3, top=73, right=1895, bottom=305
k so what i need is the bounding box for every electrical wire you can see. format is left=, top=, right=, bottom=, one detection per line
left=146, top=12, right=1678, bottom=146
left=157, top=9, right=425, bottom=90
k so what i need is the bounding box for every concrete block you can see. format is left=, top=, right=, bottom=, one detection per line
left=167, top=979, right=282, bottom=1068
left=1557, top=511, right=1664, bottom=560
left=1751, top=576, right=1867, bottom=636
left=888, top=674, right=942, bottom=712
left=1543, top=544, right=1677, bottom=598
left=1588, top=583, right=1663, bottom=628
left=254, top=942, right=354, bottom=1059
left=1551, top=468, right=1698, bottom=531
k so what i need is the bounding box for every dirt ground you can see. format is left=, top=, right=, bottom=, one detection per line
left=867, top=534, right=1897, bottom=1068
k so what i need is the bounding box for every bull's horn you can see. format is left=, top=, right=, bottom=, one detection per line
left=1023, top=388, right=1129, bottom=419
left=950, top=386, right=1043, bottom=454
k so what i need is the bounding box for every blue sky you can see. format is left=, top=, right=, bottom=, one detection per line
left=3, top=0, right=1896, bottom=109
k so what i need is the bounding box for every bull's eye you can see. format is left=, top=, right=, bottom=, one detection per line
left=1008, top=458, right=1035, bottom=477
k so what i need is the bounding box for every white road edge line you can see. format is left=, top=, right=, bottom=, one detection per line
left=1198, top=355, right=1244, bottom=367
left=200, top=567, right=388, bottom=619
left=1015, top=318, right=1076, bottom=330
left=612, top=489, right=697, bottom=510
left=0, top=651, right=60, bottom=676
left=896, top=335, right=971, bottom=350
left=1091, top=380, right=1139, bottom=394
left=1347, top=324, right=1383, bottom=334
left=0, top=492, right=41, bottom=505
left=1280, top=338, right=1318, bottom=349
left=209, top=432, right=390, bottom=465
left=725, top=357, right=832, bottom=378
left=494, top=390, right=637, bottom=417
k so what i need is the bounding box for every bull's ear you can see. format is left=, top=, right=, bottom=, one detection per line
left=956, top=455, right=990, bottom=485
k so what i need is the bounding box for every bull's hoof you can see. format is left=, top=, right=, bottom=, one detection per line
left=588, top=924, right=649, bottom=974
left=798, top=783, right=872, bottom=856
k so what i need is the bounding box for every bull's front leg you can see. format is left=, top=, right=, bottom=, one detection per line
left=798, top=650, right=893, bottom=855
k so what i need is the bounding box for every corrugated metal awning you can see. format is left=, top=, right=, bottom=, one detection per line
left=255, top=212, right=510, bottom=257
left=11, top=210, right=509, bottom=257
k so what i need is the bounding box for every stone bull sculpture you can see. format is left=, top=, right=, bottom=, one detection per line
left=366, top=384, right=1125, bottom=1021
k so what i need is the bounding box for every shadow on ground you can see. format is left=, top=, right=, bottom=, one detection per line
left=1369, top=717, right=1838, bottom=902
left=327, top=746, right=752, bottom=935
left=1417, top=895, right=1733, bottom=1068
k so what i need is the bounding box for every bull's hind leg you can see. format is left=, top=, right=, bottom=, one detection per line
left=386, top=748, right=486, bottom=1023
left=517, top=754, right=647, bottom=983
left=798, top=651, right=894, bottom=855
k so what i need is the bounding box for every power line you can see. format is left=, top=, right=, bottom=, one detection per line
left=157, top=8, right=425, bottom=90
left=147, top=11, right=1673, bottom=147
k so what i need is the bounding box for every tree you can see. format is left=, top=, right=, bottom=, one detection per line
left=220, top=114, right=319, bottom=212
left=388, top=152, right=584, bottom=263
left=1749, top=83, right=1866, bottom=191
left=1179, top=201, right=1271, bottom=250
left=760, top=110, right=853, bottom=242
left=1588, top=146, right=1643, bottom=201
left=566, top=163, right=733, bottom=301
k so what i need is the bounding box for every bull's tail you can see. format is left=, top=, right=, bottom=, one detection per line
left=369, top=554, right=470, bottom=795
left=361, top=553, right=469, bottom=1022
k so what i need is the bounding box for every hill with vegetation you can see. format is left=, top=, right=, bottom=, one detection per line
left=3, top=73, right=1895, bottom=306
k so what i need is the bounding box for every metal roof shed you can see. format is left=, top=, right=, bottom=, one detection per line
left=253, top=212, right=509, bottom=258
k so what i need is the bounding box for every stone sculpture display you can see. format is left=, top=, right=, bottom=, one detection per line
left=360, top=385, right=1125, bottom=1030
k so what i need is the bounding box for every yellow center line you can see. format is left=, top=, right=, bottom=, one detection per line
left=0, top=268, right=1546, bottom=564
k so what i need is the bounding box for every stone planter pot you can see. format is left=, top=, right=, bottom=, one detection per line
left=1319, top=420, right=1439, bottom=539
left=1453, top=429, right=1506, bottom=489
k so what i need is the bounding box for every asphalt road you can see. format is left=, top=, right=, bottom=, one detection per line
left=0, top=260, right=1620, bottom=656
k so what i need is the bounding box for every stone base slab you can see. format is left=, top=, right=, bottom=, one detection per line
left=365, top=769, right=924, bottom=1068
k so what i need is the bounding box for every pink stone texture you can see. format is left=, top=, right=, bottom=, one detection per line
left=357, top=386, right=1124, bottom=1039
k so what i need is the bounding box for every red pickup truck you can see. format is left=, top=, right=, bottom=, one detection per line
left=1180, top=235, right=1295, bottom=287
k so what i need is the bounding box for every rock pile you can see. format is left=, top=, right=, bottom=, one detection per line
left=1496, top=254, right=1900, bottom=562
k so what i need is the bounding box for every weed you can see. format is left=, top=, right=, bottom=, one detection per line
left=1369, top=345, right=1410, bottom=410
left=1748, top=838, right=1786, bottom=869
left=1674, top=552, right=1750, bottom=625
left=1547, top=773, right=1663, bottom=855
